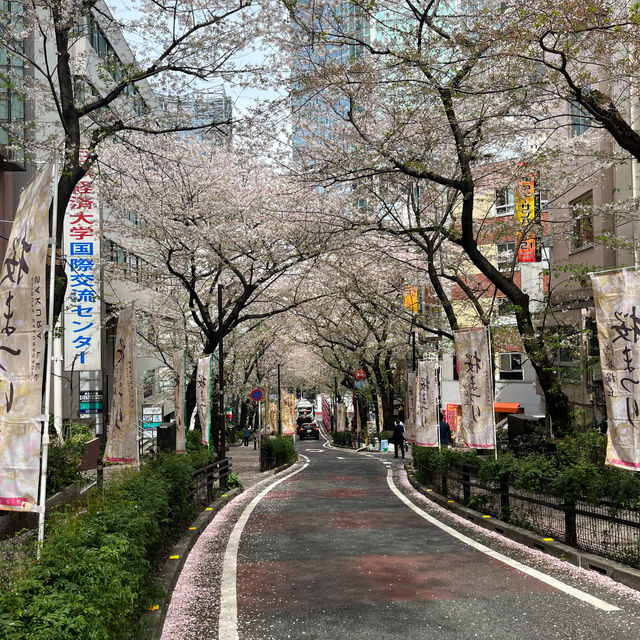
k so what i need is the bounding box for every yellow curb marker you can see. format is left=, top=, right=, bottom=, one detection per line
left=205, top=507, right=213, bottom=511
left=148, top=605, right=160, bottom=611
left=482, top=515, right=491, bottom=519
left=426, top=489, right=433, bottom=492
left=447, top=500, right=454, bottom=503
left=222, top=494, right=228, bottom=498
left=543, top=537, right=554, bottom=542
left=189, top=527, right=197, bottom=530
left=169, top=555, right=179, bottom=560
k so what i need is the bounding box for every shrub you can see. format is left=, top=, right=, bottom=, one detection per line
left=46, top=423, right=95, bottom=496
left=0, top=450, right=214, bottom=640
left=261, top=435, right=296, bottom=469
left=332, top=431, right=354, bottom=447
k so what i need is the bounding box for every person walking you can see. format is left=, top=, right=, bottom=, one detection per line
left=439, top=416, right=452, bottom=448
left=392, top=420, right=405, bottom=459
left=243, top=426, right=251, bottom=446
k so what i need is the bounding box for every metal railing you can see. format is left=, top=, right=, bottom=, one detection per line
left=190, top=458, right=231, bottom=503
left=416, top=461, right=640, bottom=568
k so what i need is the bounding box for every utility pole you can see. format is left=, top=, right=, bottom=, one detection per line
left=218, top=284, right=225, bottom=462
left=277, top=363, right=282, bottom=436
left=412, top=331, right=417, bottom=372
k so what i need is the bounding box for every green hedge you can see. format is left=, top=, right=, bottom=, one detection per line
left=261, top=436, right=297, bottom=469
left=412, top=431, right=640, bottom=510
left=0, top=449, right=216, bottom=640
left=332, top=431, right=354, bottom=447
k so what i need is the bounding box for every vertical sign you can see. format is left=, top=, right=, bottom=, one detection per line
left=404, top=285, right=418, bottom=313
left=416, top=360, right=439, bottom=447
left=0, top=160, right=53, bottom=511
left=174, top=349, right=186, bottom=453
left=515, top=173, right=537, bottom=263
left=454, top=327, right=495, bottom=449
left=196, top=355, right=212, bottom=447
left=591, top=269, right=640, bottom=470
left=446, top=403, right=458, bottom=440
left=104, top=305, right=137, bottom=463
left=63, top=160, right=101, bottom=370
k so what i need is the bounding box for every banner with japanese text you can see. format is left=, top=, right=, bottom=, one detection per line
left=454, top=327, right=495, bottom=449
left=105, top=305, right=137, bottom=463
left=282, top=389, right=296, bottom=436
left=196, top=355, right=212, bottom=447
left=377, top=394, right=384, bottom=431
left=336, top=403, right=346, bottom=432
left=405, top=371, right=417, bottom=444
left=174, top=349, right=186, bottom=453
left=0, top=159, right=53, bottom=512
left=416, top=360, right=439, bottom=447
left=63, top=164, right=101, bottom=371
left=591, top=269, right=640, bottom=470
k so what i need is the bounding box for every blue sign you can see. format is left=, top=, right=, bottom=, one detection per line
left=250, top=388, right=263, bottom=402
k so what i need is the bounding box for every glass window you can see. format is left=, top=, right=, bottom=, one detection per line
left=570, top=100, right=592, bottom=137
left=571, top=193, right=594, bottom=250
left=498, top=353, right=523, bottom=381
left=495, top=187, right=515, bottom=216
left=495, top=241, right=516, bottom=271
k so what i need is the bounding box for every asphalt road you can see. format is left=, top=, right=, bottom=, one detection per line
left=163, top=433, right=640, bottom=640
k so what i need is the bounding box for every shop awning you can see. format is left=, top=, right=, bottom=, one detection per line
left=494, top=402, right=520, bottom=413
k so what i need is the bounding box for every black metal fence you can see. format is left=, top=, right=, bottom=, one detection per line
left=190, top=458, right=231, bottom=504
left=418, top=461, right=640, bottom=567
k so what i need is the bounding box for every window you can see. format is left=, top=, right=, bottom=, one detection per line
left=495, top=187, right=515, bottom=216
left=497, top=297, right=513, bottom=316
left=571, top=193, right=594, bottom=250
left=452, top=354, right=459, bottom=381
left=498, top=353, right=523, bottom=381
left=556, top=343, right=581, bottom=383
left=570, top=100, right=592, bottom=137
left=495, top=241, right=516, bottom=272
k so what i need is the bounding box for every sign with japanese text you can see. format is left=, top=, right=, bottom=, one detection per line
left=196, top=355, right=212, bottom=447
left=517, top=237, right=536, bottom=262
left=454, top=327, right=495, bottom=449
left=446, top=404, right=459, bottom=439
left=282, top=390, right=297, bottom=436
left=515, top=175, right=535, bottom=224
left=63, top=163, right=101, bottom=371
left=336, top=403, right=346, bottom=432
left=416, top=360, right=439, bottom=447
left=141, top=404, right=163, bottom=427
left=0, top=160, right=53, bottom=512
left=174, top=349, right=186, bottom=453
left=104, top=305, right=137, bottom=463
left=405, top=371, right=417, bottom=444
left=591, top=269, right=640, bottom=470
left=404, top=286, right=418, bottom=313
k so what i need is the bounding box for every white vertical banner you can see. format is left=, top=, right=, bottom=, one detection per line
left=406, top=371, right=417, bottom=444
left=416, top=359, right=439, bottom=447
left=591, top=269, right=640, bottom=470
left=63, top=159, right=101, bottom=370
left=454, top=327, right=495, bottom=449
left=174, top=349, right=186, bottom=453
left=0, top=160, right=53, bottom=512
left=104, top=305, right=137, bottom=463
left=196, top=355, right=212, bottom=447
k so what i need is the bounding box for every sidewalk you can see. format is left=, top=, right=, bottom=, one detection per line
left=227, top=441, right=264, bottom=489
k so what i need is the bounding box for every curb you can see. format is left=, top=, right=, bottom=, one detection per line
left=138, top=487, right=243, bottom=640
left=404, top=464, right=640, bottom=592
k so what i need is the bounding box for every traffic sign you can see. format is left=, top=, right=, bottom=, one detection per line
left=355, top=369, right=367, bottom=381
left=250, top=388, right=263, bottom=402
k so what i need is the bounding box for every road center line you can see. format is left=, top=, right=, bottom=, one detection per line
left=386, top=470, right=620, bottom=612
left=218, top=462, right=309, bottom=640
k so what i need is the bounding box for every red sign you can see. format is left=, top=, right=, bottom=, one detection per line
left=355, top=369, right=367, bottom=381
left=517, top=237, right=536, bottom=262
left=250, top=388, right=263, bottom=402
left=446, top=404, right=458, bottom=439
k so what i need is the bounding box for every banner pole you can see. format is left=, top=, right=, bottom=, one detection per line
left=37, top=151, right=59, bottom=553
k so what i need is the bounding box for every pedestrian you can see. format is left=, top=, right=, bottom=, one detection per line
left=439, top=416, right=452, bottom=447
left=392, top=419, right=405, bottom=459
left=243, top=426, right=251, bottom=446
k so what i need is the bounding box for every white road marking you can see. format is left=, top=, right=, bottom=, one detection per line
left=218, top=462, right=309, bottom=639
left=337, top=456, right=346, bottom=460
left=305, top=449, right=325, bottom=453
left=386, top=470, right=620, bottom=612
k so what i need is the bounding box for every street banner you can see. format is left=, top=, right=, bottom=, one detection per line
left=377, top=394, right=384, bottom=432
left=196, top=355, right=212, bottom=447
left=416, top=360, right=439, bottom=447
left=454, top=327, right=495, bottom=449
left=322, top=396, right=330, bottom=428
left=515, top=175, right=535, bottom=224
left=591, top=269, right=640, bottom=470
left=404, top=285, right=418, bottom=313
left=336, top=403, right=346, bottom=432
left=446, top=403, right=459, bottom=440
left=105, top=305, right=137, bottom=463
left=405, top=371, right=417, bottom=444
left=174, top=349, right=186, bottom=453
left=63, top=162, right=101, bottom=371
left=0, top=159, right=53, bottom=512
left=282, top=390, right=296, bottom=436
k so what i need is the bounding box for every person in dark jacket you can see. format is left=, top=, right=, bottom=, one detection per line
left=392, top=420, right=405, bottom=459
left=439, top=418, right=452, bottom=447
left=243, top=426, right=251, bottom=446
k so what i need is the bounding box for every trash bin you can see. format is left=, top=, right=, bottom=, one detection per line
left=157, top=422, right=176, bottom=452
